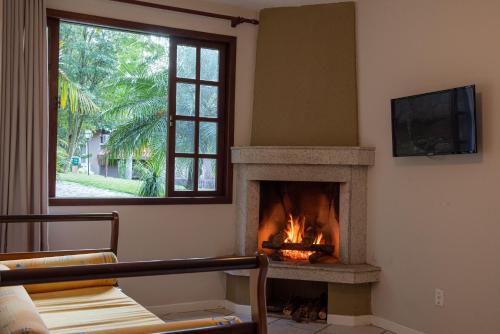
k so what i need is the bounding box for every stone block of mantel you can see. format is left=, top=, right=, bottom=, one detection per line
left=231, top=146, right=375, bottom=166
left=225, top=262, right=380, bottom=284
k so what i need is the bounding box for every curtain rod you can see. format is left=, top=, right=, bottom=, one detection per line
left=109, top=0, right=259, bottom=27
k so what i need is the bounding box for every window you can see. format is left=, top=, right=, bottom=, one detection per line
left=47, top=10, right=235, bottom=205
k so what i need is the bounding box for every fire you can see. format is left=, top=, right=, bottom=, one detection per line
left=282, top=214, right=324, bottom=260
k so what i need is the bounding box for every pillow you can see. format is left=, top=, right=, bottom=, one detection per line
left=0, top=252, right=118, bottom=294
left=0, top=264, right=49, bottom=334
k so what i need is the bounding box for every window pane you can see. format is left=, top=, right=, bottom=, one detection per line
left=176, top=83, right=195, bottom=116
left=198, top=159, right=216, bottom=191
left=176, top=45, right=196, bottom=79
left=200, top=48, right=219, bottom=82
left=199, top=122, right=217, bottom=154
left=175, top=121, right=195, bottom=153
left=200, top=85, right=218, bottom=118
left=175, top=157, right=194, bottom=191
left=55, top=21, right=169, bottom=198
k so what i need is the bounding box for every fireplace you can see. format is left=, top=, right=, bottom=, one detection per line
left=227, top=147, right=381, bottom=325
left=258, top=181, right=340, bottom=264
left=232, top=146, right=375, bottom=265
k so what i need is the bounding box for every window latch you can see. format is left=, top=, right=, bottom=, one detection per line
left=169, top=115, right=173, bottom=127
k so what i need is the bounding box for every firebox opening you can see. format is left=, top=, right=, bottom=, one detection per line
left=267, top=278, right=328, bottom=323
left=259, top=181, right=340, bottom=264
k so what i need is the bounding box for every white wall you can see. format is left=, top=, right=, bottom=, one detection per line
left=356, top=0, right=500, bottom=333
left=47, top=0, right=258, bottom=307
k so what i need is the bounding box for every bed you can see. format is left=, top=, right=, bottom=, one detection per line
left=0, top=212, right=268, bottom=334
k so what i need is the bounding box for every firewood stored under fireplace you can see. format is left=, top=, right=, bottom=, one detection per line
left=261, top=241, right=334, bottom=254
left=280, top=297, right=327, bottom=323
left=318, top=307, right=327, bottom=320
left=283, top=298, right=301, bottom=316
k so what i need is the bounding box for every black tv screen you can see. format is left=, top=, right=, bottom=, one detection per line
left=391, top=85, right=477, bottom=157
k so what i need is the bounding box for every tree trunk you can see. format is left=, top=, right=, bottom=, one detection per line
left=64, top=113, right=83, bottom=172
left=125, top=155, right=133, bottom=179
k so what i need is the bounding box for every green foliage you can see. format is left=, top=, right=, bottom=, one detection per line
left=56, top=22, right=117, bottom=171
left=56, top=146, right=69, bottom=173
left=103, top=43, right=169, bottom=162
left=58, top=70, right=100, bottom=116
left=56, top=21, right=219, bottom=197
left=56, top=22, right=169, bottom=196
left=134, top=157, right=166, bottom=197
left=58, top=173, right=141, bottom=195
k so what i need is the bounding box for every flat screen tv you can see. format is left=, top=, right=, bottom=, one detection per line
left=391, top=85, right=477, bottom=157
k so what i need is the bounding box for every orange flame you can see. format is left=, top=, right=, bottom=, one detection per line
left=282, top=214, right=324, bottom=260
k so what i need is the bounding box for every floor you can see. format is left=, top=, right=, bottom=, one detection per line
left=159, top=308, right=395, bottom=334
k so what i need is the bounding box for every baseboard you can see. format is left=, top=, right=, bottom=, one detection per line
left=327, top=314, right=372, bottom=326
left=146, top=300, right=226, bottom=316
left=146, top=300, right=426, bottom=334
left=327, top=315, right=426, bottom=333
left=371, top=316, right=427, bottom=334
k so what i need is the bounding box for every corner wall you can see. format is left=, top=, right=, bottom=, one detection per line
left=356, top=0, right=500, bottom=333
left=46, top=0, right=258, bottom=307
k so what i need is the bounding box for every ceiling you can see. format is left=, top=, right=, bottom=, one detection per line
left=205, top=0, right=341, bottom=11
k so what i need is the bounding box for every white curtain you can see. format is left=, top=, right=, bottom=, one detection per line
left=0, top=0, right=49, bottom=252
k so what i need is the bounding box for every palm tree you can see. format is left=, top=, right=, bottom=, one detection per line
left=103, top=62, right=169, bottom=196
left=58, top=70, right=100, bottom=171
left=101, top=40, right=218, bottom=196
left=134, top=156, right=166, bottom=197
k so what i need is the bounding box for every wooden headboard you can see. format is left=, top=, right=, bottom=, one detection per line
left=0, top=212, right=119, bottom=260
left=0, top=212, right=269, bottom=334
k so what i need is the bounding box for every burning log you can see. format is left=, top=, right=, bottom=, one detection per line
left=262, top=241, right=334, bottom=254
left=271, top=230, right=288, bottom=247
left=268, top=251, right=283, bottom=261
left=308, top=251, right=324, bottom=264
left=302, top=225, right=316, bottom=247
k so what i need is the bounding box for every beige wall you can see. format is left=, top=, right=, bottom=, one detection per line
left=4, top=0, right=499, bottom=332
left=356, top=0, right=500, bottom=333
left=47, top=0, right=258, bottom=307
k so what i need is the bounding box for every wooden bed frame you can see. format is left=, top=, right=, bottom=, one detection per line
left=0, top=212, right=268, bottom=334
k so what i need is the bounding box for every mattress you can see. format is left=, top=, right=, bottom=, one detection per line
left=31, top=286, right=241, bottom=334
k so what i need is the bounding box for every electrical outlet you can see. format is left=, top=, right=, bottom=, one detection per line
left=435, top=288, right=444, bottom=307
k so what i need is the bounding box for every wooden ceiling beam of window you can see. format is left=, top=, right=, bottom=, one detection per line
left=109, top=0, right=259, bottom=27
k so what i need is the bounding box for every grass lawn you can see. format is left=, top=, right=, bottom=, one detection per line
left=58, top=173, right=141, bottom=196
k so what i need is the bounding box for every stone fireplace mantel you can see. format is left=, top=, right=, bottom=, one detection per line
left=232, top=146, right=375, bottom=166
left=232, top=146, right=377, bottom=266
